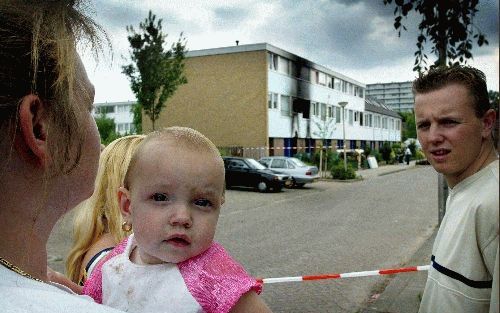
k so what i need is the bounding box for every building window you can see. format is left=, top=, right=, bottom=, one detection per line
left=311, top=102, right=319, bottom=117
left=335, top=107, right=341, bottom=123
left=342, top=80, right=347, bottom=93
left=334, top=78, right=341, bottom=91
left=278, top=56, right=290, bottom=75
left=359, top=112, right=364, bottom=126
left=366, top=114, right=372, bottom=127
left=268, top=93, right=278, bottom=109
left=348, top=109, right=353, bottom=125
left=354, top=111, right=358, bottom=122
left=317, top=71, right=327, bottom=86
left=396, top=120, right=401, bottom=130
left=328, top=76, right=334, bottom=88
left=327, top=106, right=334, bottom=119
left=320, top=103, right=327, bottom=121
left=382, top=117, right=388, bottom=129
left=268, top=52, right=277, bottom=71
left=95, top=105, right=115, bottom=114
left=280, top=95, right=291, bottom=116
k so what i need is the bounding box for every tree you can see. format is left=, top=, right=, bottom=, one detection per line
left=95, top=113, right=120, bottom=145
left=122, top=10, right=187, bottom=130
left=399, top=111, right=416, bottom=141
left=489, top=90, right=499, bottom=112
left=384, top=0, right=489, bottom=72
left=131, top=102, right=143, bottom=134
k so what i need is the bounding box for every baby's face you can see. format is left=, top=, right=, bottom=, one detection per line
left=123, top=141, right=225, bottom=264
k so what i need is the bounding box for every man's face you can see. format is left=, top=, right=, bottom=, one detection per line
left=414, top=83, right=490, bottom=187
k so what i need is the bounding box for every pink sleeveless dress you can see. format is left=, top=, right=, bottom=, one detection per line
left=83, top=234, right=262, bottom=313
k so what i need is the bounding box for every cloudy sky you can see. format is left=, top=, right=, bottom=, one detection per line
left=82, top=0, right=499, bottom=103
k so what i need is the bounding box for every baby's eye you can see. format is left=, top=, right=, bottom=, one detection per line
left=152, top=193, right=168, bottom=201
left=194, top=199, right=212, bottom=207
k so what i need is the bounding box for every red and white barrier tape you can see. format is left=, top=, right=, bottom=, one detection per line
left=256, top=265, right=430, bottom=284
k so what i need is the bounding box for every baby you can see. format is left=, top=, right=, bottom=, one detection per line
left=83, top=127, right=271, bottom=313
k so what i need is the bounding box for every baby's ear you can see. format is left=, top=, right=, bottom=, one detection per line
left=118, top=187, right=132, bottom=220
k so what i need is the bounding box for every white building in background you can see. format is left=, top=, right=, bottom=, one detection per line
left=93, top=101, right=135, bottom=134
left=366, top=81, right=414, bottom=112
left=150, top=42, right=402, bottom=158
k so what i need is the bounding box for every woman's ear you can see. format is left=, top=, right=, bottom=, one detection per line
left=118, top=186, right=132, bottom=221
left=16, top=94, right=50, bottom=168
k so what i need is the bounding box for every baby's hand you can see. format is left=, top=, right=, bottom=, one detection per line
left=47, top=266, right=83, bottom=294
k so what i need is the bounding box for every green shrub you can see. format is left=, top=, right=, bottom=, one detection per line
left=363, top=146, right=372, bottom=157
left=415, top=149, right=426, bottom=160
left=408, top=140, right=417, bottom=156
left=331, top=163, right=356, bottom=180
left=312, top=150, right=338, bottom=168
left=379, top=142, right=393, bottom=164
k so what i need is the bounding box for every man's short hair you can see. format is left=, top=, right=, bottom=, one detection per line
left=413, top=66, right=490, bottom=117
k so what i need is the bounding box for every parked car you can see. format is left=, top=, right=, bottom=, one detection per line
left=258, top=156, right=320, bottom=187
left=222, top=156, right=292, bottom=192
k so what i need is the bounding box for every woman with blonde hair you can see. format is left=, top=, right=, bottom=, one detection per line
left=0, top=0, right=124, bottom=311
left=66, top=135, right=145, bottom=285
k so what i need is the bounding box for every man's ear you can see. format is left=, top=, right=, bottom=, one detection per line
left=481, top=109, right=496, bottom=139
left=118, top=186, right=133, bottom=221
left=16, top=94, right=50, bottom=168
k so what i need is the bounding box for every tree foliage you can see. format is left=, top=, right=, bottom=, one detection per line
left=489, top=90, right=499, bottom=112
left=122, top=10, right=187, bottom=130
left=399, top=111, right=416, bottom=141
left=383, top=0, right=489, bottom=72
left=95, top=113, right=120, bottom=145
left=131, top=102, right=143, bottom=134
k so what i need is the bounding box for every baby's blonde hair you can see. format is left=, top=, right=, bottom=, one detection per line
left=65, top=134, right=144, bottom=283
left=124, top=127, right=224, bottom=190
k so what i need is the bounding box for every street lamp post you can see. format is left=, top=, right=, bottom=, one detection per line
left=338, top=101, right=348, bottom=172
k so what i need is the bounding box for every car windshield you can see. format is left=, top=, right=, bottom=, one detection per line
left=247, top=158, right=267, bottom=169
left=289, top=157, right=307, bottom=167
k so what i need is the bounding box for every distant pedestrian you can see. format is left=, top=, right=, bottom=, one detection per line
left=414, top=66, right=498, bottom=313
left=404, top=147, right=411, bottom=165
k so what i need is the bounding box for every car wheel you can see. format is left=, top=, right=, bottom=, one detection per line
left=257, top=181, right=268, bottom=192
left=285, top=179, right=294, bottom=188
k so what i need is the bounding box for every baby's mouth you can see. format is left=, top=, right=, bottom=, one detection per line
left=165, top=235, right=191, bottom=247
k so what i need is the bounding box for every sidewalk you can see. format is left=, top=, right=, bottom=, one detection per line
left=319, top=160, right=417, bottom=181
left=356, top=160, right=435, bottom=313
left=356, top=160, right=417, bottom=180
left=361, top=228, right=436, bottom=313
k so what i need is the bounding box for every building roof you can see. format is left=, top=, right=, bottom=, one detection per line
left=365, top=97, right=402, bottom=119
left=186, top=43, right=365, bottom=87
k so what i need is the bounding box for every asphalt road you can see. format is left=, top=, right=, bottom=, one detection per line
left=47, top=165, right=438, bottom=312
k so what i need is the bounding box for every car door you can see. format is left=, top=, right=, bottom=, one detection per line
left=269, top=158, right=289, bottom=175
left=229, top=159, right=250, bottom=187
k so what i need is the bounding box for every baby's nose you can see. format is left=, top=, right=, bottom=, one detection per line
left=169, top=206, right=192, bottom=228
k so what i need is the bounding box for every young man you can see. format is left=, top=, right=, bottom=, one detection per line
left=414, top=66, right=498, bottom=313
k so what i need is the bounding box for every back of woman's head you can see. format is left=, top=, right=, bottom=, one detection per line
left=66, top=135, right=144, bottom=283
left=0, top=0, right=107, bottom=174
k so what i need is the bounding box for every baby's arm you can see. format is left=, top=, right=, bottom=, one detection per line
left=230, top=291, right=272, bottom=313
left=47, top=267, right=83, bottom=294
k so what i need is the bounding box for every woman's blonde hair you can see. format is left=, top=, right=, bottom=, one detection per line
left=66, top=135, right=144, bottom=283
left=0, top=0, right=109, bottom=174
